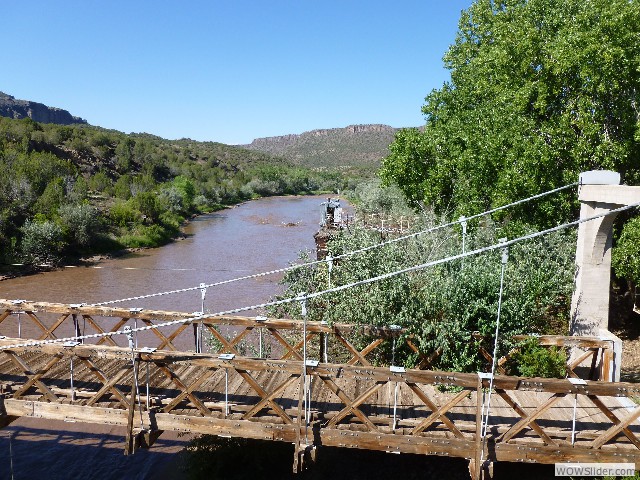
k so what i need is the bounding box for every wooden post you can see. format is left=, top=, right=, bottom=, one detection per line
left=124, top=358, right=137, bottom=456
left=471, top=375, right=484, bottom=480
left=293, top=373, right=305, bottom=473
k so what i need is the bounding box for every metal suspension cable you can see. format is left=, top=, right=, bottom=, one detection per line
left=480, top=241, right=509, bottom=463
left=4, top=197, right=635, bottom=352
left=92, top=182, right=578, bottom=307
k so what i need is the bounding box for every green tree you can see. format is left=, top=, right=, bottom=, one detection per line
left=612, top=216, right=640, bottom=286
left=381, top=0, right=640, bottom=230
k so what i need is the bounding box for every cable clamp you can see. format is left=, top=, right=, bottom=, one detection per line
left=129, top=308, right=143, bottom=313
left=138, top=347, right=157, bottom=353
left=70, top=303, right=85, bottom=309
left=297, top=293, right=308, bottom=317
left=255, top=316, right=268, bottom=322
left=123, top=326, right=135, bottom=349
left=478, top=372, right=494, bottom=380
left=390, top=366, right=405, bottom=373
left=498, top=237, right=509, bottom=264
left=63, top=341, right=81, bottom=348
left=219, top=353, right=235, bottom=361
left=459, top=215, right=467, bottom=234
left=305, top=359, right=319, bottom=367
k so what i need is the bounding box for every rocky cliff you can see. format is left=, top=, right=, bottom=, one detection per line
left=0, top=92, right=87, bottom=125
left=243, top=124, right=400, bottom=170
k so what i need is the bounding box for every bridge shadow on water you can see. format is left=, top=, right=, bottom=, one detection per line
left=0, top=418, right=188, bottom=480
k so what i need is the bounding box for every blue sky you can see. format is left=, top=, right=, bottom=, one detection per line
left=3, top=1, right=472, bottom=145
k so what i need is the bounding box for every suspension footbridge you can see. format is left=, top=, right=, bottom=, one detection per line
left=1, top=171, right=639, bottom=479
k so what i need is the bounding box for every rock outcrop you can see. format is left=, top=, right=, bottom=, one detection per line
left=243, top=124, right=401, bottom=169
left=0, top=91, right=87, bottom=125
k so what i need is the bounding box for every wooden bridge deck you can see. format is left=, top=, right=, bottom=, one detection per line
left=1, top=300, right=640, bottom=478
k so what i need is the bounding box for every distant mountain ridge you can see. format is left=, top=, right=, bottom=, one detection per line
left=0, top=91, right=87, bottom=125
left=243, top=124, right=401, bottom=170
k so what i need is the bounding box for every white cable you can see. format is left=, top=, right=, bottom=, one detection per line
left=480, top=242, right=508, bottom=464
left=3, top=199, right=637, bottom=351
left=92, top=183, right=577, bottom=307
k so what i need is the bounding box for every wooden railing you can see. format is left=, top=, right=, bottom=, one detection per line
left=0, top=301, right=621, bottom=381
left=0, top=336, right=639, bottom=478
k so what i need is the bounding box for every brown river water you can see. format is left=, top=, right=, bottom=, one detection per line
left=0, top=195, right=331, bottom=480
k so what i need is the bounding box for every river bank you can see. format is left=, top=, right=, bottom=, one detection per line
left=0, top=192, right=334, bottom=283
left=0, top=195, right=331, bottom=480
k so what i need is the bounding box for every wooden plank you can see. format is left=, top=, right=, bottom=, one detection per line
left=25, top=311, right=50, bottom=338
left=96, top=317, right=128, bottom=346
left=156, top=363, right=211, bottom=417
left=591, top=403, right=640, bottom=449
left=325, top=379, right=384, bottom=430
left=334, top=332, right=371, bottom=366
left=243, top=374, right=300, bottom=420
left=5, top=351, right=59, bottom=402
left=0, top=300, right=408, bottom=338
left=141, top=319, right=178, bottom=351
left=37, top=313, right=70, bottom=341
left=586, top=394, right=640, bottom=449
left=406, top=382, right=466, bottom=438
left=411, top=388, right=470, bottom=435
left=163, top=367, right=218, bottom=413
left=495, top=389, right=557, bottom=446
left=82, top=315, right=119, bottom=347
left=267, top=328, right=303, bottom=360
left=12, top=353, right=63, bottom=399
left=80, top=357, right=130, bottom=409
left=500, top=393, right=567, bottom=443
left=234, top=368, right=293, bottom=424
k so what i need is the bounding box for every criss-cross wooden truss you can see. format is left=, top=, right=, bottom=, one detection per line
left=0, top=300, right=638, bottom=480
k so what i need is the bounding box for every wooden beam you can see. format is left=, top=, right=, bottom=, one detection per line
left=124, top=358, right=138, bottom=456
left=500, top=393, right=567, bottom=443
left=4, top=351, right=59, bottom=402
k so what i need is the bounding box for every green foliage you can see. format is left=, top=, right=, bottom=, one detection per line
left=381, top=0, right=640, bottom=229
left=132, top=191, right=161, bottom=222
left=0, top=111, right=357, bottom=266
left=506, top=339, right=567, bottom=378
left=20, top=219, right=65, bottom=265
left=243, top=124, right=398, bottom=173
left=109, top=201, right=140, bottom=227
left=58, top=203, right=100, bottom=248
left=33, top=178, right=66, bottom=217
left=274, top=216, right=575, bottom=371
left=117, top=224, right=173, bottom=248
left=347, top=178, right=414, bottom=216
left=612, top=216, right=640, bottom=285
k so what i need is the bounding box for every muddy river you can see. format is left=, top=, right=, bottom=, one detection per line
left=0, top=195, right=332, bottom=480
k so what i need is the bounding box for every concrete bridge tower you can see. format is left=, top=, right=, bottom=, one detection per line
left=570, top=171, right=640, bottom=337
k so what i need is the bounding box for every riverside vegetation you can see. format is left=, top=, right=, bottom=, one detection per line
left=184, top=1, right=640, bottom=477
left=0, top=116, right=355, bottom=268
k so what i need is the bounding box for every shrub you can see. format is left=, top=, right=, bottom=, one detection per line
left=59, top=203, right=100, bottom=248
left=20, top=219, right=65, bottom=265
left=109, top=201, right=140, bottom=227
left=506, top=339, right=567, bottom=378
left=273, top=217, right=575, bottom=372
